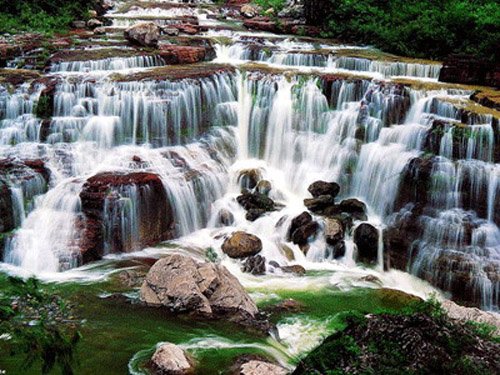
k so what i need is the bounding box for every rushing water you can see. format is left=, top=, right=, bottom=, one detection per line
left=0, top=0, right=499, bottom=373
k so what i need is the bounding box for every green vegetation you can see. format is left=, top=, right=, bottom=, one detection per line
left=309, top=0, right=500, bottom=62
left=0, top=0, right=97, bottom=34
left=254, top=0, right=287, bottom=13
left=0, top=276, right=81, bottom=374
left=294, top=297, right=500, bottom=375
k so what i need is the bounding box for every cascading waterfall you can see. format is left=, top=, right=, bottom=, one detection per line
left=50, top=55, right=166, bottom=73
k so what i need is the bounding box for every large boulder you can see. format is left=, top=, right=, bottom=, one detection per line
left=353, top=223, right=379, bottom=265
left=222, top=231, right=263, bottom=258
left=307, top=181, right=340, bottom=198
left=125, top=22, right=161, bottom=47
left=150, top=342, right=194, bottom=375
left=79, top=172, right=174, bottom=264
left=141, top=254, right=259, bottom=323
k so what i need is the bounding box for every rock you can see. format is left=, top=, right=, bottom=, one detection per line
left=159, top=45, right=214, bottom=64
left=240, top=5, right=259, bottom=18
left=439, top=54, right=499, bottom=87
left=278, top=244, right=295, bottom=261
left=354, top=223, right=379, bottom=265
left=264, top=298, right=303, bottom=315
left=256, top=179, right=272, bottom=196
left=291, top=221, right=318, bottom=245
left=125, top=22, right=160, bottom=47
left=87, top=18, right=103, bottom=29
left=246, top=208, right=267, bottom=221
left=79, top=172, right=174, bottom=264
left=304, top=195, right=334, bottom=212
left=88, top=10, right=98, bottom=18
left=238, top=169, right=262, bottom=189
left=93, top=27, right=106, bottom=35
left=141, top=254, right=259, bottom=320
left=217, top=208, right=234, bottom=226
left=163, top=27, right=180, bottom=36
left=222, top=231, right=263, bottom=258
left=288, top=212, right=313, bottom=239
left=442, top=300, right=500, bottom=335
left=338, top=198, right=367, bottom=221
left=307, top=181, right=340, bottom=198
left=242, top=255, right=266, bottom=275
left=176, top=24, right=198, bottom=35
left=324, top=218, right=343, bottom=246
left=150, top=342, right=194, bottom=375
left=359, top=274, right=382, bottom=285
left=264, top=8, right=275, bottom=16
left=240, top=360, right=288, bottom=375
left=329, top=240, right=346, bottom=259
left=237, top=191, right=275, bottom=211
left=281, top=265, right=306, bottom=276
left=71, top=20, right=87, bottom=29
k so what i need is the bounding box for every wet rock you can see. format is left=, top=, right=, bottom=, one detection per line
left=237, top=191, right=275, bottom=211
left=256, top=179, right=272, bottom=196
left=141, top=254, right=259, bottom=319
left=246, top=208, right=267, bottom=222
left=125, top=22, right=160, bottom=47
left=264, top=298, right=304, bottom=315
left=281, top=265, right=306, bottom=276
left=222, top=231, right=263, bottom=258
left=150, top=342, right=194, bottom=375
left=176, top=24, right=198, bottom=35
left=324, top=218, right=344, bottom=246
left=79, top=172, right=174, bottom=264
left=87, top=18, right=103, bottom=29
left=328, top=240, right=346, bottom=259
left=240, top=360, right=288, bottom=375
left=217, top=208, right=234, bottom=226
left=338, top=198, right=367, bottom=221
left=238, top=169, right=262, bottom=189
left=354, top=223, right=379, bottom=265
left=240, top=5, right=259, bottom=19
left=288, top=212, right=313, bottom=239
left=359, top=274, right=382, bottom=285
left=242, top=255, right=266, bottom=275
left=118, top=269, right=146, bottom=288
left=159, top=45, right=214, bottom=64
left=304, top=195, right=334, bottom=213
left=278, top=243, right=295, bottom=261
left=291, top=221, right=319, bottom=245
left=439, top=54, right=499, bottom=87
left=307, top=181, right=340, bottom=198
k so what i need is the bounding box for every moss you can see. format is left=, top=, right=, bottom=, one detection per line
left=335, top=48, right=442, bottom=65
left=34, top=95, right=52, bottom=119
left=0, top=69, right=41, bottom=86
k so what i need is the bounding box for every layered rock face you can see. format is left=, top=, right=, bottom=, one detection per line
left=439, top=55, right=500, bottom=87
left=140, top=254, right=259, bottom=322
left=79, top=172, right=174, bottom=263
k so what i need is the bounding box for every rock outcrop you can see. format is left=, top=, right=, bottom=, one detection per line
left=125, top=22, right=161, bottom=47
left=140, top=254, right=260, bottom=325
left=150, top=342, right=194, bottom=375
left=159, top=45, right=215, bottom=64
left=439, top=55, right=499, bottom=87
left=222, top=231, right=263, bottom=258
left=79, top=172, right=174, bottom=264
left=240, top=360, right=288, bottom=375
left=442, top=300, right=500, bottom=335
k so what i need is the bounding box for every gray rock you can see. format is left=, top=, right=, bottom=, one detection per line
left=87, top=18, right=103, bottom=29
left=140, top=254, right=258, bottom=318
left=150, top=342, right=194, bottom=375
left=240, top=360, right=288, bottom=375
left=163, top=27, right=180, bottom=36
left=442, top=300, right=500, bottom=335
left=71, top=20, right=87, bottom=29
left=324, top=218, right=344, bottom=246
left=125, top=22, right=161, bottom=47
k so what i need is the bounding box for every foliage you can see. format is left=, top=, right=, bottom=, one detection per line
left=0, top=276, right=81, bottom=374
left=307, top=0, right=500, bottom=62
left=253, top=0, right=287, bottom=13
left=35, top=95, right=52, bottom=119
left=0, top=0, right=97, bottom=34
left=294, top=297, right=500, bottom=375
left=206, top=247, right=219, bottom=263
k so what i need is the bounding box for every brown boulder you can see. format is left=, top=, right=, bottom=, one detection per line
left=159, top=45, right=214, bottom=64
left=307, top=181, right=340, bottom=198
left=354, top=223, right=379, bottom=265
left=222, top=231, right=263, bottom=258
left=150, top=342, right=194, bottom=375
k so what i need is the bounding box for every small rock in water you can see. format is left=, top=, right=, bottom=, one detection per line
left=71, top=20, right=87, bottom=29
left=324, top=218, right=344, bottom=246
left=238, top=168, right=262, bottom=189
left=163, top=27, right=180, bottom=36
left=246, top=208, right=267, bottom=221
left=304, top=195, right=334, bottom=212
left=150, top=342, right=194, bottom=375
left=308, top=180, right=340, bottom=198
left=87, top=18, right=103, bottom=29
left=354, top=223, right=379, bottom=265
left=281, top=264, right=306, bottom=276
left=217, top=208, right=234, bottom=226
left=93, top=27, right=106, bottom=35
left=291, top=221, right=318, bottom=246
left=328, top=240, right=346, bottom=259
left=240, top=360, right=288, bottom=375
left=222, top=231, right=263, bottom=259
left=338, top=198, right=368, bottom=221
left=256, top=179, right=272, bottom=196
left=242, top=255, right=266, bottom=275
left=240, top=5, right=259, bottom=19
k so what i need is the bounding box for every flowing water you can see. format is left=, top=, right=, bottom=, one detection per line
left=0, top=0, right=499, bottom=373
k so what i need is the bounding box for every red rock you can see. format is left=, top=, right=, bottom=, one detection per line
left=176, top=24, right=199, bottom=35
left=159, top=45, right=210, bottom=64
left=79, top=172, right=175, bottom=263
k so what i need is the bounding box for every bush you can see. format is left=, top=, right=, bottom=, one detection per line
left=0, top=0, right=97, bottom=34
left=305, top=0, right=500, bottom=62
